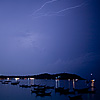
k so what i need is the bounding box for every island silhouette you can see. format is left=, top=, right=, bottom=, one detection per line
left=0, top=73, right=84, bottom=80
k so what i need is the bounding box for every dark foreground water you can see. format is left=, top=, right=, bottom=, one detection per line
left=0, top=79, right=99, bottom=100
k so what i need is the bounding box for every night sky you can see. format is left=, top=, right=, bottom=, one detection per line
left=0, top=0, right=100, bottom=78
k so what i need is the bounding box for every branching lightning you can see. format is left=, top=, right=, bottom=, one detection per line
left=33, top=0, right=88, bottom=18
left=33, top=0, right=57, bottom=14
left=54, top=2, right=87, bottom=14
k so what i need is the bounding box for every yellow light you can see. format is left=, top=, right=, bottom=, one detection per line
left=55, top=79, right=59, bottom=82
left=30, top=78, right=34, bottom=80
left=91, top=79, right=95, bottom=82
left=15, top=78, right=20, bottom=81
left=7, top=78, right=9, bottom=80
left=73, top=79, right=75, bottom=89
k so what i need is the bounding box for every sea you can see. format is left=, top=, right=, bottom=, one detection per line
left=0, top=78, right=99, bottom=100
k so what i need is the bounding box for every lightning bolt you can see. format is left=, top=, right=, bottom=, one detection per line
left=33, top=1, right=88, bottom=18
left=33, top=0, right=57, bottom=14
left=55, top=2, right=87, bottom=14
left=41, top=2, right=87, bottom=17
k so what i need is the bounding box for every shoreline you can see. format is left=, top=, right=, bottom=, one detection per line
left=0, top=73, right=85, bottom=80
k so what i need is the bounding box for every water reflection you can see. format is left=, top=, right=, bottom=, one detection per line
left=91, top=87, right=95, bottom=99
left=55, top=79, right=60, bottom=88
left=29, top=78, right=35, bottom=85
left=7, top=78, right=9, bottom=81
left=0, top=79, right=98, bottom=100
left=55, top=79, right=76, bottom=89
left=15, top=78, right=20, bottom=81
left=27, top=78, right=35, bottom=85
left=73, top=79, right=75, bottom=89
left=68, top=79, right=70, bottom=89
left=91, top=80, right=95, bottom=87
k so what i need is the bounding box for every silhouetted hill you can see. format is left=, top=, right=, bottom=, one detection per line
left=33, top=73, right=84, bottom=80
left=0, top=73, right=84, bottom=80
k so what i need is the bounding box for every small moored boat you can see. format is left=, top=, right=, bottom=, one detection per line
left=31, top=89, right=45, bottom=93
left=11, top=81, right=20, bottom=85
left=31, top=84, right=40, bottom=87
left=2, top=81, right=9, bottom=84
left=19, top=84, right=31, bottom=88
left=36, top=92, right=51, bottom=96
left=74, top=87, right=89, bottom=93
left=45, top=86, right=54, bottom=89
left=55, top=87, right=64, bottom=92
left=34, top=87, right=45, bottom=91
left=69, top=95, right=82, bottom=100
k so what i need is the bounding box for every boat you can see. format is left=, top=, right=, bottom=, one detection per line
left=88, top=90, right=96, bottom=94
left=34, top=87, right=46, bottom=91
left=38, top=85, right=46, bottom=88
left=11, top=81, right=20, bottom=85
left=60, top=88, right=69, bottom=94
left=74, top=87, right=89, bottom=93
left=5, top=80, right=11, bottom=82
left=31, top=89, right=45, bottom=93
left=31, top=90, right=39, bottom=93
left=55, top=87, right=64, bottom=92
left=19, top=84, right=31, bottom=88
left=68, top=90, right=75, bottom=94
left=88, top=88, right=96, bottom=94
left=31, top=84, right=40, bottom=87
left=45, top=86, right=54, bottom=89
left=69, top=95, right=82, bottom=100
left=2, top=81, right=9, bottom=84
left=36, top=92, right=51, bottom=96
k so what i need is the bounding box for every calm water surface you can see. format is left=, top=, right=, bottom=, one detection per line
left=0, top=79, right=99, bottom=100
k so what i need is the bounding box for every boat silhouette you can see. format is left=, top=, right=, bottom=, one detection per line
left=69, top=95, right=82, bottom=100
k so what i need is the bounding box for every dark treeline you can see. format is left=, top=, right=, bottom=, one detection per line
left=0, top=73, right=84, bottom=80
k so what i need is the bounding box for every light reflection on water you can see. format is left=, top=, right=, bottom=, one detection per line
left=73, top=79, right=75, bottom=89
left=0, top=79, right=98, bottom=100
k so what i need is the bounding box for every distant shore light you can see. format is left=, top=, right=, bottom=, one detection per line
left=55, top=79, right=59, bottom=82
left=91, top=79, right=95, bottom=82
left=75, top=79, right=78, bottom=81
left=7, top=78, right=9, bottom=80
left=68, top=79, right=70, bottom=81
left=15, top=78, right=20, bottom=81
left=30, top=78, right=34, bottom=80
